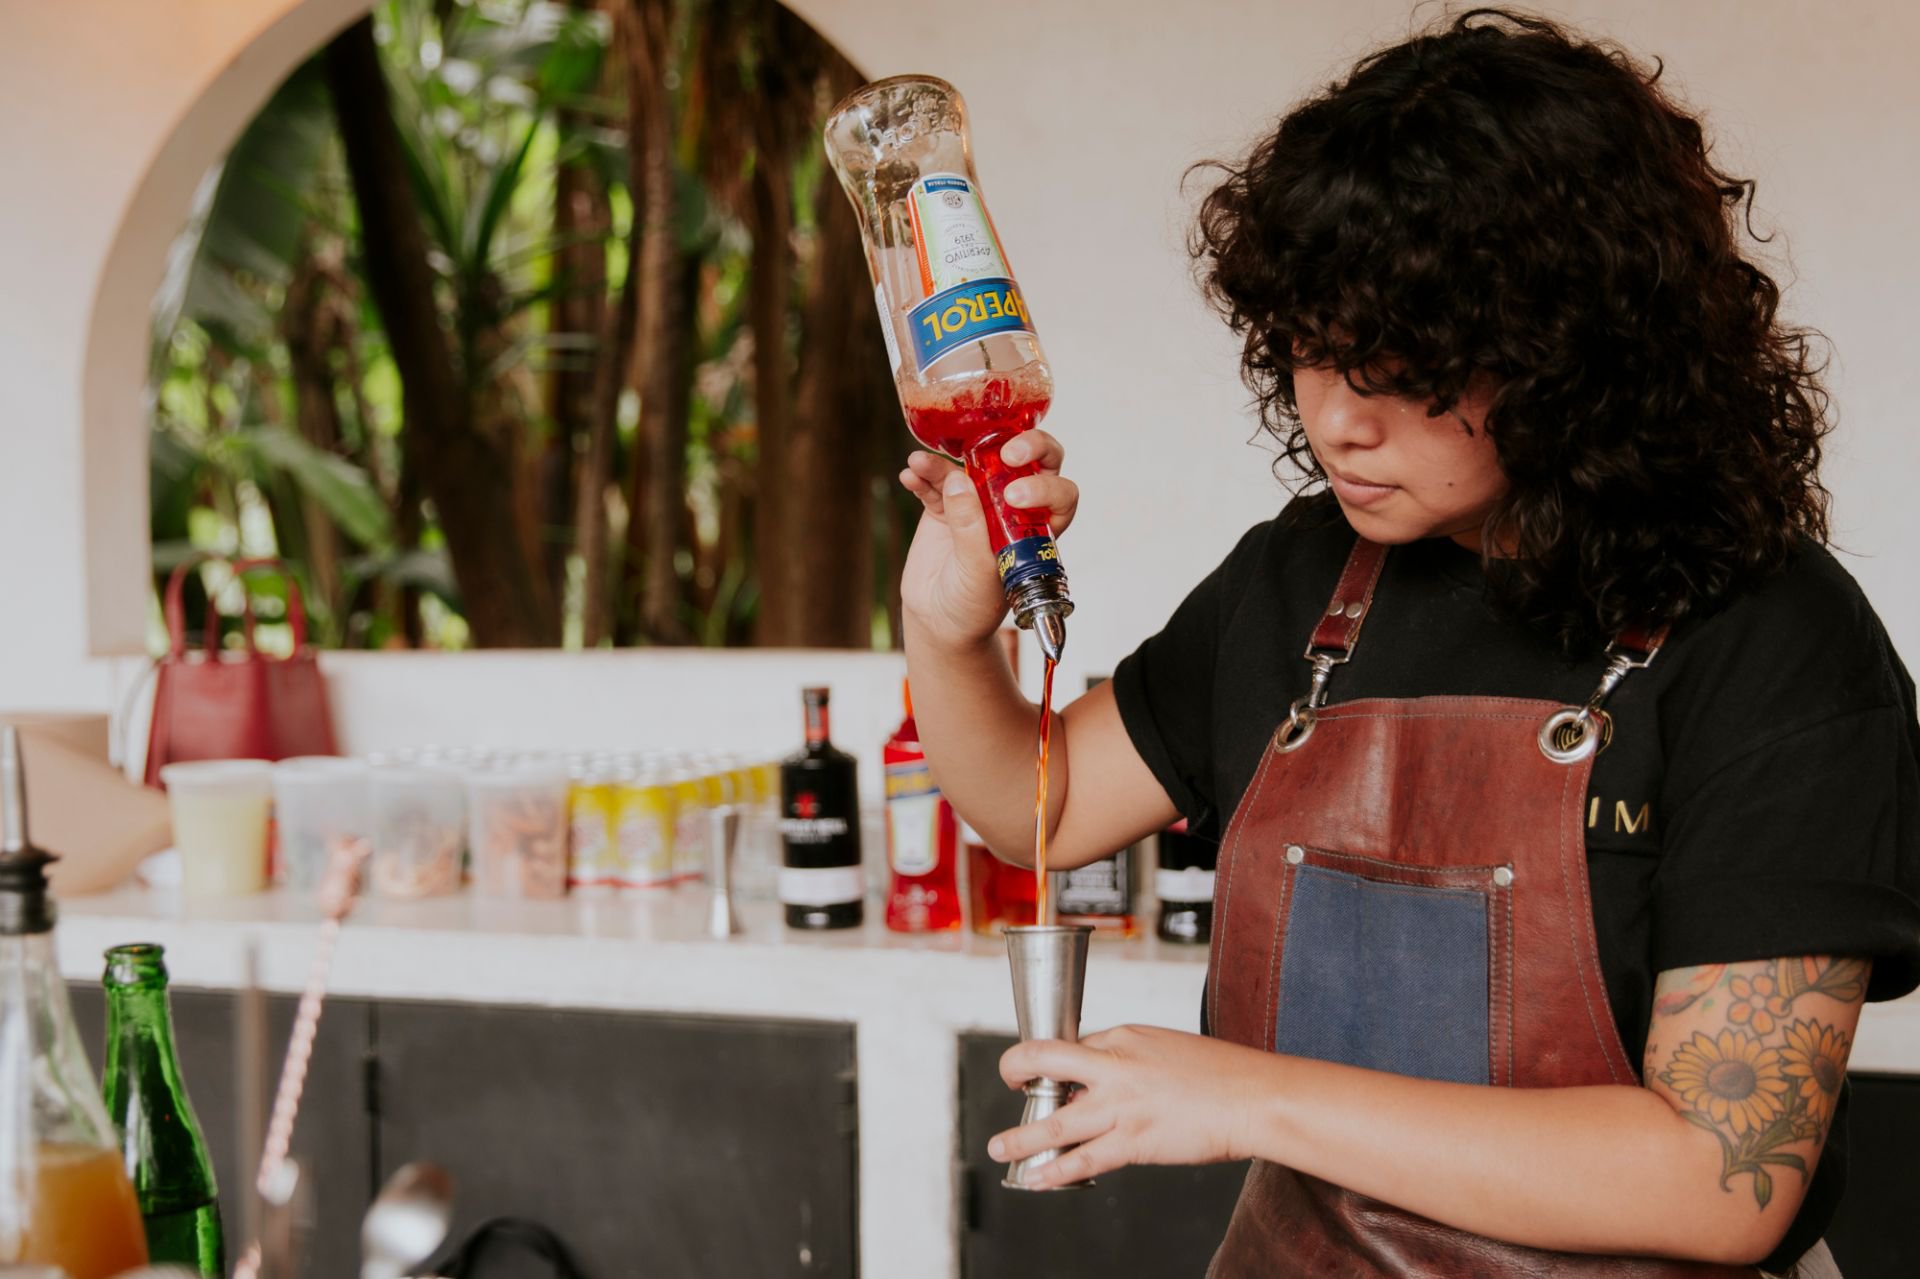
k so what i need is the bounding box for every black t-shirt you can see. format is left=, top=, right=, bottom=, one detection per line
left=1112, top=498, right=1920, bottom=1267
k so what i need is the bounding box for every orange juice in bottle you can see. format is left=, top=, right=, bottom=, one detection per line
left=18, top=1143, right=150, bottom=1276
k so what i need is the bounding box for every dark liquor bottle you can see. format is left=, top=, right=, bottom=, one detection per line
left=1053, top=676, right=1138, bottom=936
left=780, top=686, right=865, bottom=929
left=103, top=942, right=225, bottom=1275
left=1154, top=822, right=1217, bottom=945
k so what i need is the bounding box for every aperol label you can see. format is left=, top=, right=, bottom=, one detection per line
left=907, top=278, right=1036, bottom=370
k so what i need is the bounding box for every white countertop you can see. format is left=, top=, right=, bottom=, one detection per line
left=54, top=885, right=1210, bottom=1035
left=53, top=887, right=1920, bottom=1279
left=54, top=886, right=1920, bottom=1072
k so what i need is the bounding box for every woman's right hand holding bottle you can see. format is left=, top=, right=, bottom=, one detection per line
left=898, top=431, right=1079, bottom=650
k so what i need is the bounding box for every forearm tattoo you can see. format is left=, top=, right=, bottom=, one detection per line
left=1647, top=957, right=1867, bottom=1210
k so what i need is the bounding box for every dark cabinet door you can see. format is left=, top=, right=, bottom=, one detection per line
left=1825, top=1073, right=1920, bottom=1279
left=71, top=983, right=375, bottom=1277
left=958, top=1033, right=1247, bottom=1277
left=372, top=1000, right=859, bottom=1278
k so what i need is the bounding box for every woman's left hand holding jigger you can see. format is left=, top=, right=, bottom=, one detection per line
left=990, top=1025, right=1281, bottom=1188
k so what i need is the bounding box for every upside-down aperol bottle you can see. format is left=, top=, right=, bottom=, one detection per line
left=824, top=75, right=1073, bottom=662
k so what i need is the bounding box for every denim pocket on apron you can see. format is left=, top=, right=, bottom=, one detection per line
left=1271, top=846, right=1514, bottom=1086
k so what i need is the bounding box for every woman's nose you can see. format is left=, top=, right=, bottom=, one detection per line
left=1313, top=375, right=1387, bottom=449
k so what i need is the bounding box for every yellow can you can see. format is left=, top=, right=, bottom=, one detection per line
left=614, top=771, right=676, bottom=888
left=669, top=769, right=710, bottom=884
left=567, top=769, right=617, bottom=892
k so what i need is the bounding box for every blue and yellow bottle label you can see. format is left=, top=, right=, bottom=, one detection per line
left=907, top=277, right=1036, bottom=371
left=996, top=533, right=1065, bottom=591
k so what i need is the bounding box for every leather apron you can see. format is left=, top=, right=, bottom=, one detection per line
left=1205, top=537, right=1759, bottom=1278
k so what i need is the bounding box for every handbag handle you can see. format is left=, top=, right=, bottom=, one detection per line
left=163, top=555, right=311, bottom=659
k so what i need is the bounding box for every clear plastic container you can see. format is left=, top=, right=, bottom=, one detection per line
left=158, top=760, right=273, bottom=897
left=367, top=765, right=465, bottom=899
left=270, top=756, right=369, bottom=892
left=468, top=764, right=572, bottom=899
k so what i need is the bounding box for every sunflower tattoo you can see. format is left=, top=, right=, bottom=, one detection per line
left=1662, top=1031, right=1791, bottom=1136
left=1654, top=958, right=1865, bottom=1210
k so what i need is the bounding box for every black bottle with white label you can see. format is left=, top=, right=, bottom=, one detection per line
left=779, top=686, right=864, bottom=929
left=1155, top=822, right=1217, bottom=945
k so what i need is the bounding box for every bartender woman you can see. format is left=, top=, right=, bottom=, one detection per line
left=899, top=10, right=1920, bottom=1277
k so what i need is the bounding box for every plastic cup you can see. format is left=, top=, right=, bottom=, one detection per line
left=160, top=760, right=273, bottom=896
left=468, top=763, right=572, bottom=899
left=271, top=757, right=369, bottom=892
left=368, top=765, right=466, bottom=898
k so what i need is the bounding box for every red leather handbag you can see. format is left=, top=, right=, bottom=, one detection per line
left=143, top=557, right=340, bottom=787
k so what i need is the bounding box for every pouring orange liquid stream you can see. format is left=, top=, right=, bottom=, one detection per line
left=1035, top=657, right=1056, bottom=925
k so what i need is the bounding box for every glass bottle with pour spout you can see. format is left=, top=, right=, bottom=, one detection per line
left=824, top=75, right=1072, bottom=661
left=0, top=727, right=150, bottom=1278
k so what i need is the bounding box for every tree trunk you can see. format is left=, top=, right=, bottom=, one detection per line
left=745, top=106, right=795, bottom=646
left=624, top=0, right=694, bottom=645
left=575, top=209, right=641, bottom=647
left=278, top=243, right=347, bottom=630
left=325, top=16, right=556, bottom=647
left=552, top=0, right=614, bottom=637
left=785, top=167, right=889, bottom=647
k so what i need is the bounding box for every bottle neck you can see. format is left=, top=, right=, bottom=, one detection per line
left=104, top=946, right=188, bottom=1096
left=804, top=701, right=832, bottom=748
left=103, top=951, right=219, bottom=1202
left=104, top=975, right=181, bottom=1061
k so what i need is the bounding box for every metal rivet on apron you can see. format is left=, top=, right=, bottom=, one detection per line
left=1493, top=865, right=1515, bottom=887
left=1344, top=601, right=1366, bottom=620
left=1285, top=844, right=1305, bottom=864
left=1327, top=599, right=1346, bottom=617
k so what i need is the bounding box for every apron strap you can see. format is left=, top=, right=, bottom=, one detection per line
left=1288, top=535, right=1675, bottom=763
left=1293, top=537, right=1389, bottom=714
left=1537, top=620, right=1672, bottom=764
left=1308, top=537, right=1389, bottom=657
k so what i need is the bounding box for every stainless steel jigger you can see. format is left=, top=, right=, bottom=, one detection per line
left=1002, top=923, right=1095, bottom=1190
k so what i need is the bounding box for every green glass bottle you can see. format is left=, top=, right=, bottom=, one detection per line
left=102, top=942, right=226, bottom=1275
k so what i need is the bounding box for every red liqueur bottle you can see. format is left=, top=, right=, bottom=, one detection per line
left=883, top=682, right=962, bottom=933
left=825, top=75, right=1073, bottom=664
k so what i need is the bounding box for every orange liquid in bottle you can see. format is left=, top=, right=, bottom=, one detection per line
left=19, top=1143, right=150, bottom=1278
left=1035, top=657, right=1056, bottom=926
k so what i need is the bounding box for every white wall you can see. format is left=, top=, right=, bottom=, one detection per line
left=1, top=1, right=1915, bottom=737
left=797, top=0, right=1920, bottom=688
left=0, top=0, right=367, bottom=708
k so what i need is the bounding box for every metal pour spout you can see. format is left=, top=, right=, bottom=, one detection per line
left=1, top=724, right=27, bottom=854
left=1010, top=580, right=1072, bottom=665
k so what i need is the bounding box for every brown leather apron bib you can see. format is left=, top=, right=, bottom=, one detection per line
left=1205, top=537, right=1757, bottom=1278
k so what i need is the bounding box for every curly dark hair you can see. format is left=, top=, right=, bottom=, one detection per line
left=1190, top=7, right=1830, bottom=653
